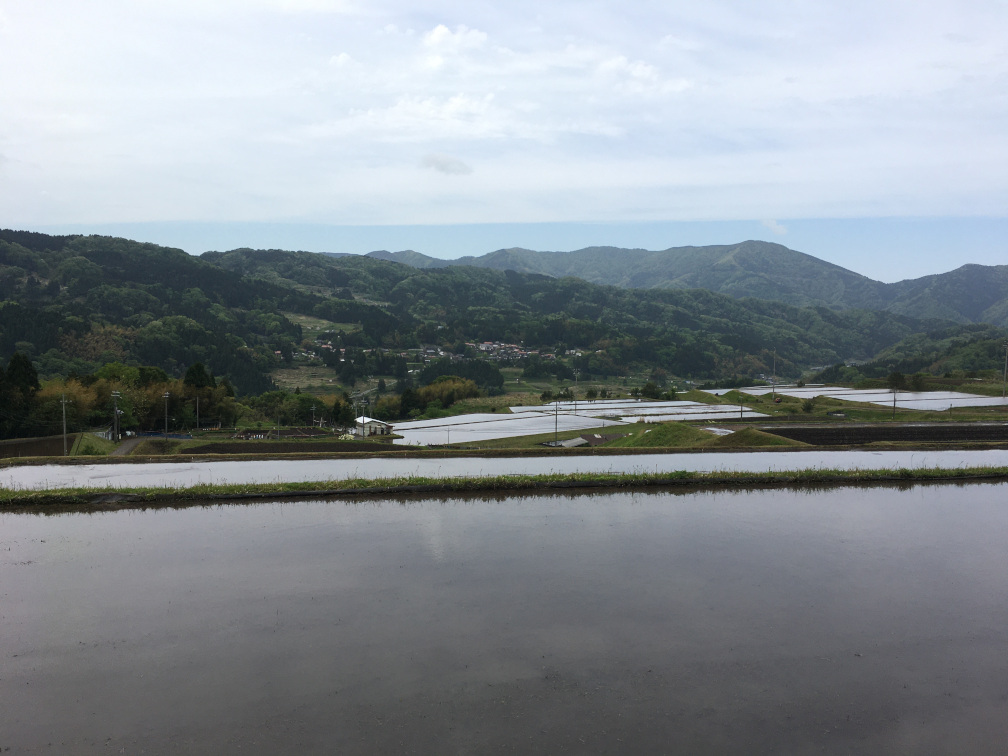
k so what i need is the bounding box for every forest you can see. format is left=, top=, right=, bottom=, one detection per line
left=1, top=228, right=1006, bottom=437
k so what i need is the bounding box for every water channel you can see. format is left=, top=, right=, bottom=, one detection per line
left=4, top=449, right=1008, bottom=491
left=3, top=482, right=1008, bottom=752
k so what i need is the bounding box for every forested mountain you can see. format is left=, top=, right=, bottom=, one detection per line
left=0, top=231, right=320, bottom=394
left=368, top=241, right=1008, bottom=326
left=1, top=229, right=1003, bottom=397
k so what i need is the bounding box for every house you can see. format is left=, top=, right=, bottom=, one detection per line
left=355, top=416, right=393, bottom=437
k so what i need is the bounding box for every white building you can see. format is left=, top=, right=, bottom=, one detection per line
left=355, top=416, right=393, bottom=437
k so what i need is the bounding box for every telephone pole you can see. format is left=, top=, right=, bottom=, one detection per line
left=111, top=391, right=121, bottom=442
left=61, top=394, right=68, bottom=456
left=163, top=391, right=170, bottom=438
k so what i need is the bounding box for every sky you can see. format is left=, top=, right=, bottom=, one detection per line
left=2, top=0, right=1006, bottom=282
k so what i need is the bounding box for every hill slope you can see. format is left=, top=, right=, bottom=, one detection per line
left=2, top=229, right=1003, bottom=394
left=369, top=241, right=1008, bottom=326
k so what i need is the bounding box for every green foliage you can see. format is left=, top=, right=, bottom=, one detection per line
left=703, top=428, right=805, bottom=448
left=607, top=422, right=711, bottom=448
left=0, top=352, right=41, bottom=437
left=3, top=228, right=1006, bottom=412
left=184, top=362, right=215, bottom=389
left=370, top=241, right=1008, bottom=327
left=418, top=358, right=504, bottom=392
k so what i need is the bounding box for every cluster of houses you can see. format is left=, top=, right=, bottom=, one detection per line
left=289, top=340, right=574, bottom=367
left=234, top=416, right=393, bottom=440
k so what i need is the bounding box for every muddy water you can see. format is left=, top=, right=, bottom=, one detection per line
left=3, top=483, right=1008, bottom=753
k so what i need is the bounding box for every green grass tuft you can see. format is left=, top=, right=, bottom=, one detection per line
left=607, top=422, right=712, bottom=448
left=702, top=428, right=807, bottom=448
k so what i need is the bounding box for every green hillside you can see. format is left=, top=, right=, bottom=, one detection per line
left=371, top=241, right=1008, bottom=326
left=2, top=228, right=1004, bottom=401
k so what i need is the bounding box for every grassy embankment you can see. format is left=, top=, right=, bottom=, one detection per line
left=3, top=465, right=1008, bottom=511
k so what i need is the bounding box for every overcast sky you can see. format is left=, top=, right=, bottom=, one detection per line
left=2, top=0, right=1006, bottom=281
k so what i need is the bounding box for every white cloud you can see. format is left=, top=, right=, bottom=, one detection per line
left=423, top=23, right=487, bottom=51
left=1, top=0, right=1006, bottom=232
left=420, top=153, right=473, bottom=175
left=761, top=219, right=787, bottom=235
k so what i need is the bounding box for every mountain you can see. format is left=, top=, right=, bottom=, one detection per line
left=886, top=264, right=1008, bottom=324
left=206, top=245, right=955, bottom=379
left=365, top=250, right=451, bottom=269
left=367, top=241, right=1008, bottom=327
left=1, top=229, right=1004, bottom=396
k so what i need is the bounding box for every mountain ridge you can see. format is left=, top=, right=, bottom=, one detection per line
left=367, top=241, right=1008, bottom=327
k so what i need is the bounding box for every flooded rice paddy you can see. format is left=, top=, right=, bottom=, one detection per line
left=3, top=482, right=1008, bottom=752
left=724, top=385, right=1008, bottom=411
left=393, top=400, right=767, bottom=445
left=3, top=449, right=1008, bottom=492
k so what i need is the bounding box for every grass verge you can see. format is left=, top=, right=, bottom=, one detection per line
left=3, top=465, right=1006, bottom=511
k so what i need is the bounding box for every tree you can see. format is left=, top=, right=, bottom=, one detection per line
left=640, top=382, right=661, bottom=400
left=184, top=362, right=215, bottom=389
left=6, top=352, right=40, bottom=396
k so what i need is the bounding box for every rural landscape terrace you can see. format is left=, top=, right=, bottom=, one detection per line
left=7, top=2, right=1008, bottom=751
left=1, top=226, right=1006, bottom=482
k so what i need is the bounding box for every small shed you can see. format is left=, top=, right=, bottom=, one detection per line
left=356, top=416, right=393, bottom=437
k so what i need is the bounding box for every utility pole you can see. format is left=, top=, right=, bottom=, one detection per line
left=311, top=405, right=316, bottom=428
left=195, top=395, right=199, bottom=432
left=61, top=393, right=68, bottom=456
left=554, top=400, right=558, bottom=447
left=573, top=368, right=579, bottom=416
left=163, top=391, right=170, bottom=438
left=111, top=391, right=121, bottom=442
left=772, top=349, right=776, bottom=400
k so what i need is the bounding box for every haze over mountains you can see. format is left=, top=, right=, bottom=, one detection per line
left=367, top=241, right=1008, bottom=327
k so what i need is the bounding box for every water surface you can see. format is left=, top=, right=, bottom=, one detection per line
left=3, top=482, right=1008, bottom=752
left=3, top=449, right=1008, bottom=491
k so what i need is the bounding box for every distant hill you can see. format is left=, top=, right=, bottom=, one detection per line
left=368, top=241, right=1008, bottom=327
left=2, top=228, right=1004, bottom=395
left=365, top=249, right=451, bottom=269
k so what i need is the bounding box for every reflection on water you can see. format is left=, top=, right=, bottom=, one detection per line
left=3, top=482, right=1008, bottom=752
left=4, top=448, right=1008, bottom=491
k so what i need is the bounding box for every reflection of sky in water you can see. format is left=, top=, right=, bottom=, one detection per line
left=716, top=385, right=1008, bottom=410
left=5, top=450, right=1008, bottom=491
left=5, top=486, right=1008, bottom=752
left=391, top=401, right=767, bottom=445
left=391, top=412, right=627, bottom=446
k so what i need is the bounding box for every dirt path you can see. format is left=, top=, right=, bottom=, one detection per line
left=110, top=437, right=144, bottom=456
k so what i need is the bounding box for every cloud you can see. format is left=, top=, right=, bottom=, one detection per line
left=420, top=154, right=473, bottom=175
left=423, top=24, right=487, bottom=51
left=3, top=1, right=1008, bottom=231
